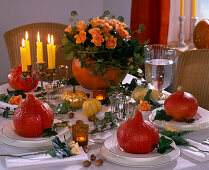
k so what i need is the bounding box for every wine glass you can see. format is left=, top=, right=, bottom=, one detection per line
left=144, top=44, right=177, bottom=94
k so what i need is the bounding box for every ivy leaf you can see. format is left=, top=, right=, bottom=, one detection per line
left=42, top=128, right=58, bottom=137
left=34, top=86, right=42, bottom=92
left=153, top=109, right=173, bottom=121
left=56, top=103, right=70, bottom=114
left=154, top=136, right=175, bottom=154
left=3, top=107, right=10, bottom=118
left=46, top=149, right=56, bottom=157
left=182, top=117, right=195, bottom=123
left=51, top=136, right=71, bottom=158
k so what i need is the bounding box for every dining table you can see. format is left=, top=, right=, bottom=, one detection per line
left=0, top=74, right=209, bottom=170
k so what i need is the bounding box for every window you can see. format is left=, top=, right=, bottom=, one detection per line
left=199, top=0, right=209, bottom=20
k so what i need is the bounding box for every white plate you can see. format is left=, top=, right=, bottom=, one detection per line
left=0, top=119, right=71, bottom=148
left=100, top=135, right=180, bottom=167
left=0, top=100, right=18, bottom=111
left=149, top=107, right=209, bottom=131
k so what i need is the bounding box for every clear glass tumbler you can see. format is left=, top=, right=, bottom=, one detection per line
left=109, top=94, right=131, bottom=126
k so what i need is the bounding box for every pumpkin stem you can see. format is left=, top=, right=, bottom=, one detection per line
left=134, top=110, right=143, bottom=122
left=177, top=86, right=184, bottom=92
left=26, top=93, right=35, bottom=100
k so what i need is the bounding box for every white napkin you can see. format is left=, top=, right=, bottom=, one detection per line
left=180, top=139, right=209, bottom=162
left=5, top=147, right=88, bottom=169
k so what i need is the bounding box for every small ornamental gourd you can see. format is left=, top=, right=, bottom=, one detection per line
left=117, top=110, right=159, bottom=153
left=82, top=98, right=102, bottom=117
left=13, top=94, right=54, bottom=137
left=131, top=86, right=160, bottom=103
left=61, top=84, right=87, bottom=109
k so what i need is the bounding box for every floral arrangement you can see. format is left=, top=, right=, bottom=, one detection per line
left=62, top=11, right=147, bottom=79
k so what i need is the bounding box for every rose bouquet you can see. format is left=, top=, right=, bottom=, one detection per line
left=62, top=11, right=147, bottom=88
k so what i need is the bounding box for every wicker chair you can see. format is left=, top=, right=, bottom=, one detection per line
left=174, top=49, right=209, bottom=110
left=4, top=22, right=73, bottom=79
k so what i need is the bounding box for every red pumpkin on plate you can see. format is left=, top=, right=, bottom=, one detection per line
left=8, top=64, right=38, bottom=92
left=117, top=110, right=159, bottom=153
left=164, top=91, right=198, bottom=121
left=13, top=94, right=54, bottom=137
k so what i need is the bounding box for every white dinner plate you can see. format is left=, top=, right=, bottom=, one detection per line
left=0, top=119, right=71, bottom=148
left=149, top=107, right=209, bottom=131
left=100, top=135, right=180, bottom=167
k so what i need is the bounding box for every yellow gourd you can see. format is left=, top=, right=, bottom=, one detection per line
left=131, top=86, right=160, bottom=103
left=82, top=98, right=102, bottom=117
left=61, top=90, right=87, bottom=109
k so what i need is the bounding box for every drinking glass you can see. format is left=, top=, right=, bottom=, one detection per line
left=144, top=44, right=177, bottom=93
left=109, top=94, right=131, bottom=126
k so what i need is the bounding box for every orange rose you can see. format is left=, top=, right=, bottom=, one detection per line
left=74, top=30, right=86, bottom=43
left=88, top=28, right=101, bottom=36
left=109, top=19, right=119, bottom=28
left=116, top=25, right=129, bottom=39
left=138, top=100, right=152, bottom=111
left=102, top=22, right=113, bottom=34
left=91, top=35, right=104, bottom=46
left=64, top=25, right=72, bottom=34
left=76, top=20, right=87, bottom=31
left=90, top=17, right=105, bottom=27
left=105, top=36, right=117, bottom=49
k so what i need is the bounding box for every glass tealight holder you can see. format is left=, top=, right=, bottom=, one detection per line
left=72, top=123, right=89, bottom=146
left=93, top=89, right=106, bottom=104
left=109, top=93, right=131, bottom=126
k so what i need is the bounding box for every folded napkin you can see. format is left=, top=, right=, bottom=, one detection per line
left=89, top=131, right=114, bottom=143
left=5, top=147, right=88, bottom=169
left=180, top=139, right=209, bottom=162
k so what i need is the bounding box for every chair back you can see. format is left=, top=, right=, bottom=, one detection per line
left=174, top=49, right=209, bottom=110
left=4, top=22, right=72, bottom=79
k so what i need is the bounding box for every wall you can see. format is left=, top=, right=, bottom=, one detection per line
left=0, top=0, right=103, bottom=82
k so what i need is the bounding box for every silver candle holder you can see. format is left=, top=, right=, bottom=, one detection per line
left=176, top=16, right=187, bottom=47
left=188, top=17, right=199, bottom=49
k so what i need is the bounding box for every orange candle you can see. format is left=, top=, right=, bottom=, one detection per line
left=24, top=31, right=31, bottom=65
left=180, top=0, right=184, bottom=17
left=193, top=0, right=197, bottom=18
left=20, top=39, right=27, bottom=72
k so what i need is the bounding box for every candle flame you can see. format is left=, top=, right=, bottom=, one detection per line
left=51, top=35, right=54, bottom=45
left=48, top=34, right=50, bottom=44
left=25, top=31, right=28, bottom=40
left=22, top=39, right=25, bottom=47
left=37, top=31, right=40, bottom=42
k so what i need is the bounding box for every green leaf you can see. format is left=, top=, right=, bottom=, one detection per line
left=51, top=136, right=71, bottom=158
left=42, top=128, right=58, bottom=137
left=153, top=109, right=173, bottom=121
left=155, top=136, right=175, bottom=154
left=144, top=89, right=152, bottom=102
left=56, top=103, right=70, bottom=114
left=182, top=117, right=195, bottom=123
left=46, top=149, right=56, bottom=157
left=34, top=86, right=42, bottom=92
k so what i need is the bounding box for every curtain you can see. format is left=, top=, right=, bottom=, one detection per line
left=131, top=0, right=170, bottom=44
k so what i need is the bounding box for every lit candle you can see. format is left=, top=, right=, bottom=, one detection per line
left=36, top=31, right=43, bottom=63
left=77, top=137, right=85, bottom=141
left=193, top=0, right=197, bottom=18
left=20, top=39, right=27, bottom=72
left=180, top=0, right=184, bottom=17
left=51, top=35, right=56, bottom=69
left=24, top=31, right=31, bottom=65
left=96, top=95, right=105, bottom=101
left=47, top=34, right=53, bottom=69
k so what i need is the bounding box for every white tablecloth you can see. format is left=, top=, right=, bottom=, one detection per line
left=1, top=74, right=209, bottom=170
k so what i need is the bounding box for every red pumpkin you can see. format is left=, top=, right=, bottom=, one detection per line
left=8, top=64, right=38, bottom=92
left=193, top=19, right=209, bottom=49
left=13, top=94, right=54, bottom=137
left=72, top=58, right=127, bottom=90
left=117, top=110, right=159, bottom=153
left=164, top=91, right=198, bottom=121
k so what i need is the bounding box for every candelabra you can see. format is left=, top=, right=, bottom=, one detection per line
left=188, top=17, right=199, bottom=49
left=176, top=16, right=187, bottom=47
